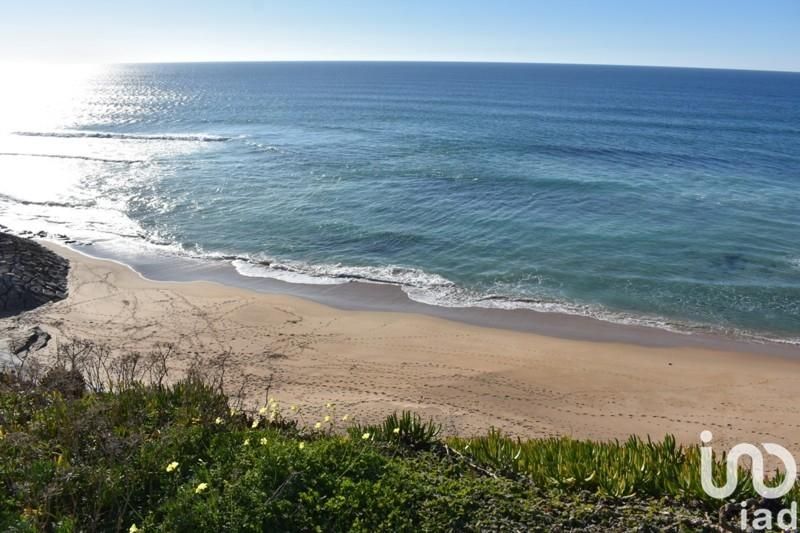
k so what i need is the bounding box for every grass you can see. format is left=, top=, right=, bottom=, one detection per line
left=0, top=370, right=791, bottom=531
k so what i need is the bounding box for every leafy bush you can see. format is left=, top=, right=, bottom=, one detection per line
left=350, top=411, right=441, bottom=450
left=449, top=430, right=739, bottom=501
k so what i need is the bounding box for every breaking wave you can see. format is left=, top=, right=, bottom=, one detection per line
left=0, top=152, right=145, bottom=164
left=13, top=131, right=230, bottom=142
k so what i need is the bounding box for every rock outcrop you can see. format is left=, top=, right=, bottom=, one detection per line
left=0, top=325, right=52, bottom=369
left=0, top=232, right=69, bottom=317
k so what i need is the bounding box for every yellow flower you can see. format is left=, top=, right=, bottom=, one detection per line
left=290, top=405, right=297, bottom=412
left=298, top=441, right=305, bottom=450
left=325, top=402, right=333, bottom=409
left=22, top=507, right=41, bottom=519
left=258, top=406, right=269, bottom=416
left=166, top=461, right=179, bottom=473
left=251, top=419, right=260, bottom=429
left=260, top=437, right=268, bottom=446
left=230, top=408, right=238, bottom=416
left=341, top=414, right=349, bottom=422
left=195, top=482, right=209, bottom=494
left=243, top=438, right=250, bottom=446
left=129, top=524, right=141, bottom=533
left=393, top=427, right=401, bottom=435
left=214, top=417, right=223, bottom=425
left=361, top=432, right=371, bottom=440
left=323, top=415, right=331, bottom=423
left=314, top=422, right=322, bottom=430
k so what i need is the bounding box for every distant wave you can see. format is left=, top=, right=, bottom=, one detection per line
left=0, top=152, right=144, bottom=164
left=0, top=193, right=95, bottom=209
left=242, top=140, right=283, bottom=153
left=13, top=131, right=230, bottom=142
left=526, top=142, right=730, bottom=168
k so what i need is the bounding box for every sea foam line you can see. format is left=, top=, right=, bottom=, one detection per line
left=13, top=131, right=230, bottom=142
left=0, top=152, right=145, bottom=164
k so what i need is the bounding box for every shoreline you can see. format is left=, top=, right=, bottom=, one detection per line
left=65, top=239, right=800, bottom=358
left=3, top=240, right=799, bottom=454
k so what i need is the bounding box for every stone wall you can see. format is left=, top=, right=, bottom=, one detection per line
left=0, top=233, right=69, bottom=317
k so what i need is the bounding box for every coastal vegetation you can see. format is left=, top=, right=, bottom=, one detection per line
left=0, top=338, right=793, bottom=532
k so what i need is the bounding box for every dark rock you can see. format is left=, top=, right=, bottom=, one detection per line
left=4, top=326, right=51, bottom=354
left=0, top=232, right=69, bottom=317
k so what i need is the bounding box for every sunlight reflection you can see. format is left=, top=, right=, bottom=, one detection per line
left=0, top=63, right=105, bottom=133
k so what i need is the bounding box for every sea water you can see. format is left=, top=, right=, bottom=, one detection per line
left=0, top=62, right=798, bottom=341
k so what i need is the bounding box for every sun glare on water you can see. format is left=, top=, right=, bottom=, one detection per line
left=0, top=63, right=104, bottom=133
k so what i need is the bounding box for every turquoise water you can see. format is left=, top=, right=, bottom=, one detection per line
left=1, top=62, right=799, bottom=340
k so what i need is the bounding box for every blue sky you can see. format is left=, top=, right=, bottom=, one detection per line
left=2, top=0, right=798, bottom=71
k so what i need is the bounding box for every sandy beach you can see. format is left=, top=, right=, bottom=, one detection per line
left=4, top=242, right=800, bottom=455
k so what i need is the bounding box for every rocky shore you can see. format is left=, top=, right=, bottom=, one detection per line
left=0, top=232, right=69, bottom=317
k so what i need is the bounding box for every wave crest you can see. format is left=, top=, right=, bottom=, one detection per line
left=13, top=131, right=230, bottom=142
left=0, top=152, right=144, bottom=164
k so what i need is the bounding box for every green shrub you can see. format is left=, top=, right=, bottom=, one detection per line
left=350, top=411, right=441, bottom=450
left=0, top=374, right=785, bottom=531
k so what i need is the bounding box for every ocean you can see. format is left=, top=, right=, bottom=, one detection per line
left=1, top=62, right=799, bottom=342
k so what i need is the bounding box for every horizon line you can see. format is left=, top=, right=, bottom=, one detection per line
left=4, top=59, right=799, bottom=75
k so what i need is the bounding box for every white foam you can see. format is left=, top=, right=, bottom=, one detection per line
left=13, top=130, right=230, bottom=142
left=232, top=259, right=348, bottom=285
left=0, top=152, right=144, bottom=164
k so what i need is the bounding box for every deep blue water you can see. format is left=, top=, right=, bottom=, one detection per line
left=1, top=62, right=799, bottom=340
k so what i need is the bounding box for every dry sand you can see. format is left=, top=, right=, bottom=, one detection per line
left=4, top=242, right=800, bottom=455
